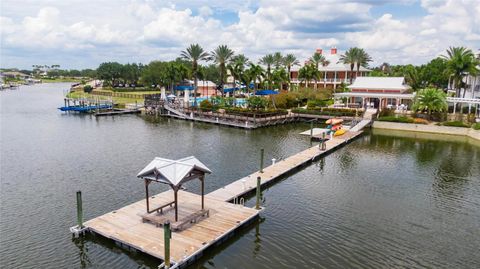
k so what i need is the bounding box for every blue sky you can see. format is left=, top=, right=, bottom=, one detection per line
left=1, top=0, right=479, bottom=69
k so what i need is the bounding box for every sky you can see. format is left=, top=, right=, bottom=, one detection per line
left=1, top=0, right=479, bottom=69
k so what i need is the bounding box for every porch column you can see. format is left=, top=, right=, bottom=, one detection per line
left=174, top=187, right=179, bottom=222
left=324, top=71, right=327, bottom=87
left=334, top=72, right=337, bottom=90
left=345, top=71, right=348, bottom=83
left=453, top=103, right=456, bottom=114
left=145, top=179, right=151, bottom=213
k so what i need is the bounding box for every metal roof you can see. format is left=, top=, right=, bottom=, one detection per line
left=137, top=156, right=211, bottom=187
left=334, top=92, right=415, bottom=99
left=347, top=77, right=410, bottom=90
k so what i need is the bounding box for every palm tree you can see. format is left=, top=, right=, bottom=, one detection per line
left=259, top=54, right=275, bottom=89
left=228, top=54, right=250, bottom=95
left=180, top=44, right=210, bottom=106
left=211, top=45, right=235, bottom=96
left=298, top=64, right=319, bottom=88
left=355, top=48, right=372, bottom=79
left=197, top=65, right=207, bottom=96
left=283, top=54, right=300, bottom=91
left=413, top=87, right=448, bottom=119
left=273, top=52, right=283, bottom=69
left=442, top=46, right=479, bottom=97
left=339, top=47, right=359, bottom=84
left=247, top=64, right=264, bottom=92
left=310, top=52, right=328, bottom=89
left=272, top=68, right=289, bottom=90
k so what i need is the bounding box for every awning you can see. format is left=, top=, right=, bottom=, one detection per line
left=175, top=85, right=194, bottom=91
left=255, top=90, right=278, bottom=95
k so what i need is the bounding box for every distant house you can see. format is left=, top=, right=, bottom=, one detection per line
left=334, top=77, right=414, bottom=110
left=1, top=71, right=30, bottom=79
left=290, top=47, right=371, bottom=90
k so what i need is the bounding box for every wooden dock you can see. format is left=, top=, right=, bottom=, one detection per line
left=81, top=130, right=364, bottom=268
left=207, top=131, right=363, bottom=202
left=94, top=109, right=141, bottom=117
left=84, top=190, right=259, bottom=267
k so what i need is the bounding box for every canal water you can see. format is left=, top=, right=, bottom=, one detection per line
left=1, top=83, right=479, bottom=269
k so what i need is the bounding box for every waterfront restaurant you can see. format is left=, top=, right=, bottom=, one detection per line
left=290, top=47, right=371, bottom=90
left=333, top=77, right=414, bottom=110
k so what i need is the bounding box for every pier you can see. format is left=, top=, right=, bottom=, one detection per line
left=76, top=128, right=364, bottom=268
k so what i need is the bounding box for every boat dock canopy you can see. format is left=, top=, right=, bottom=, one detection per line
left=137, top=156, right=211, bottom=187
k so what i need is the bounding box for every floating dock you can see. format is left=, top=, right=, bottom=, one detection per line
left=94, top=109, right=141, bottom=117
left=80, top=130, right=364, bottom=268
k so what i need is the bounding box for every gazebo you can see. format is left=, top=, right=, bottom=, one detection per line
left=137, top=156, right=212, bottom=223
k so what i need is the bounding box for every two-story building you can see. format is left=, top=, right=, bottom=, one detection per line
left=290, top=47, right=371, bottom=89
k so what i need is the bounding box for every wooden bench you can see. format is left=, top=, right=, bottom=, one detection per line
left=171, top=209, right=210, bottom=231
left=148, top=201, right=175, bottom=214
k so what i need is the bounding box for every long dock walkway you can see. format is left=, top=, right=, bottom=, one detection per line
left=207, top=131, right=362, bottom=202
left=80, top=130, right=364, bottom=268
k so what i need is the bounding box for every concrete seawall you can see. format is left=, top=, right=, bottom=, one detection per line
left=372, top=121, right=480, bottom=141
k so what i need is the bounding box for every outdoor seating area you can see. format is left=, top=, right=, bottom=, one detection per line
left=137, top=156, right=212, bottom=231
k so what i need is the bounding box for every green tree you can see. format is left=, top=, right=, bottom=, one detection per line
left=247, top=64, right=264, bottom=91
left=442, top=46, right=479, bottom=97
left=210, top=45, right=235, bottom=95
left=180, top=44, right=210, bottom=106
left=413, top=87, right=448, bottom=118
left=355, top=48, right=372, bottom=78
left=298, top=64, right=319, bottom=89
left=283, top=54, right=300, bottom=91
left=259, top=54, right=275, bottom=89
left=273, top=52, right=283, bottom=69
left=339, top=47, right=360, bottom=84
left=97, top=62, right=123, bottom=86
left=271, top=68, right=288, bottom=90
left=310, top=52, right=328, bottom=89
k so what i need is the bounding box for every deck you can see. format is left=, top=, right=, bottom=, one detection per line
left=81, top=130, right=364, bottom=268
left=84, top=190, right=258, bottom=266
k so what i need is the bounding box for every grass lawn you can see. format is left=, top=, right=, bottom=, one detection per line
left=66, top=91, right=145, bottom=106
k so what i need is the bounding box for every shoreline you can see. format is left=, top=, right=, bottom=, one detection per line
left=372, top=121, right=480, bottom=142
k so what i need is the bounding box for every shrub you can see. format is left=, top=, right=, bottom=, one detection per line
left=83, top=85, right=93, bottom=93
left=378, top=116, right=414, bottom=123
left=439, top=121, right=470, bottom=128
left=379, top=108, right=395, bottom=117
left=472, top=123, right=480, bottom=130
left=247, top=96, right=268, bottom=110
left=413, top=118, right=429, bottom=124
left=199, top=100, right=213, bottom=111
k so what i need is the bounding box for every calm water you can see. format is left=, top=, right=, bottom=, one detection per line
left=1, top=84, right=479, bottom=269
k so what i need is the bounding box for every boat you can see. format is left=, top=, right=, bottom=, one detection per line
left=325, top=118, right=344, bottom=125
left=331, top=125, right=342, bottom=131
left=334, top=129, right=346, bottom=136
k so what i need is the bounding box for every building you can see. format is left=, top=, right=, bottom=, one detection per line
left=333, top=77, right=414, bottom=110
left=290, top=47, right=371, bottom=89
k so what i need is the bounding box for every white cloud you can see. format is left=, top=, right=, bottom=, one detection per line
left=1, top=0, right=479, bottom=69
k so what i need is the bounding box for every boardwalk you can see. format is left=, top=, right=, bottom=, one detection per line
left=81, top=130, right=364, bottom=268
left=207, top=131, right=362, bottom=202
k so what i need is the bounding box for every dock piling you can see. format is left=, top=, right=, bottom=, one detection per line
left=321, top=132, right=326, bottom=150
left=260, top=148, right=264, bottom=173
left=255, top=176, right=261, bottom=210
left=76, top=191, right=83, bottom=228
left=164, top=221, right=171, bottom=268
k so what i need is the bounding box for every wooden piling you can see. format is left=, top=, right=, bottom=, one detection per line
left=255, top=176, right=261, bottom=210
left=76, top=191, right=83, bottom=228
left=164, top=221, right=171, bottom=268
left=260, top=149, right=264, bottom=173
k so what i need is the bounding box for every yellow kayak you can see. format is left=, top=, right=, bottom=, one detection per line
left=334, top=129, right=346, bottom=136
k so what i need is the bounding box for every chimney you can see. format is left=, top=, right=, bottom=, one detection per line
left=316, top=48, right=323, bottom=55
left=330, top=47, right=337, bottom=55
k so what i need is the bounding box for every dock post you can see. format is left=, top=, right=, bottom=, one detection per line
left=321, top=132, right=326, bottom=151
left=76, top=191, right=83, bottom=228
left=310, top=121, right=313, bottom=146
left=164, top=221, right=171, bottom=268
left=255, top=176, right=261, bottom=210
left=260, top=148, right=264, bottom=173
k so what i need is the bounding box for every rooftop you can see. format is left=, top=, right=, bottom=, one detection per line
left=347, top=77, right=411, bottom=90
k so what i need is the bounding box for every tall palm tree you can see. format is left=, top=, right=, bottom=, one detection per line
left=413, top=87, right=447, bottom=119
left=229, top=54, right=250, bottom=94
left=310, top=52, right=328, bottom=89
left=273, top=52, right=283, bottom=69
left=298, top=64, right=319, bottom=88
left=259, top=54, right=275, bottom=89
left=180, top=44, right=210, bottom=106
left=355, top=48, right=372, bottom=79
left=283, top=54, right=300, bottom=91
left=211, top=45, right=235, bottom=96
left=339, top=47, right=359, bottom=84
left=442, top=46, right=479, bottom=97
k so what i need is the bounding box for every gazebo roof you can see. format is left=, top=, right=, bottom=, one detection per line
left=137, top=156, right=211, bottom=187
